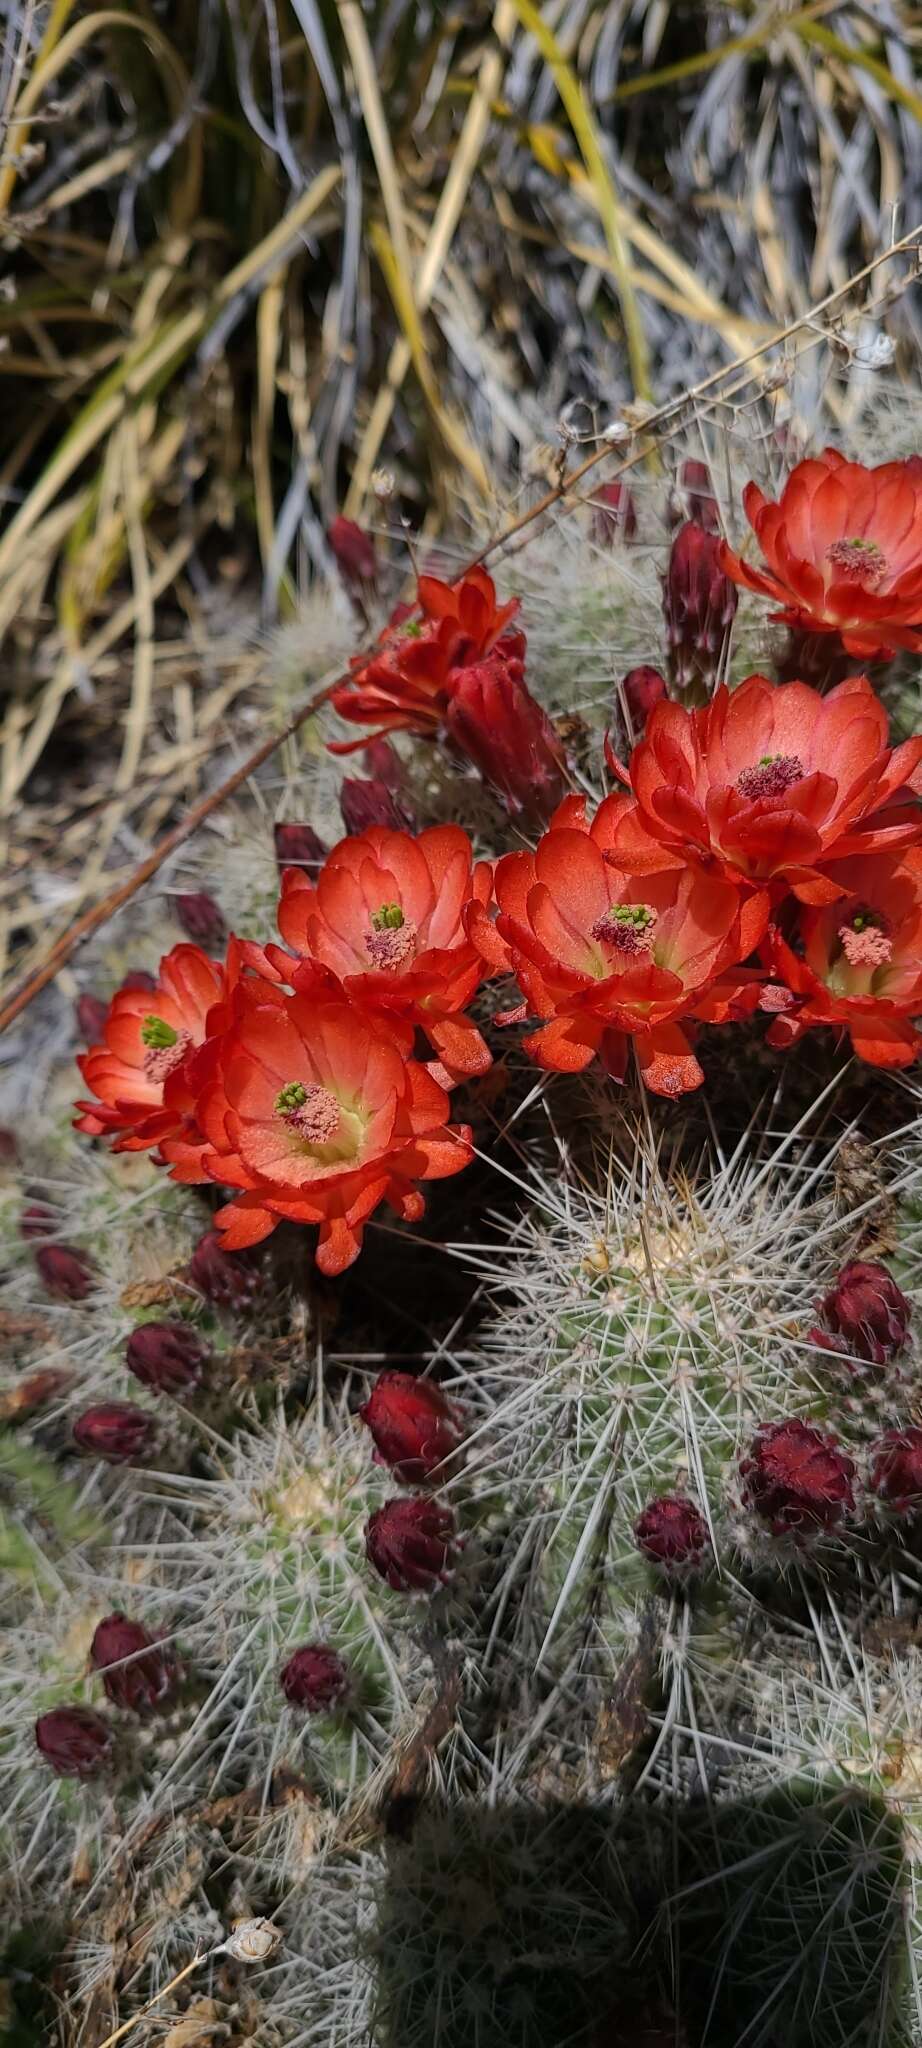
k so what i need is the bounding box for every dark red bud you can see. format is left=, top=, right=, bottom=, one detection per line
left=340, top=776, right=413, bottom=836
left=279, top=1643, right=350, bottom=1711
left=362, top=737, right=402, bottom=786
left=72, top=1402, right=155, bottom=1463
left=35, top=1243, right=96, bottom=1301
left=122, top=970, right=158, bottom=992
left=663, top=522, right=737, bottom=695
left=668, top=458, right=719, bottom=534
left=869, top=1428, right=922, bottom=1516
left=591, top=479, right=637, bottom=545
left=359, top=1371, right=463, bottom=1481
left=35, top=1705, right=113, bottom=1779
left=740, top=1419, right=855, bottom=1538
left=0, top=1127, right=18, bottom=1164
left=445, top=656, right=567, bottom=825
left=364, top=1495, right=457, bottom=1591
left=20, top=1202, right=55, bottom=1241
left=75, top=993, right=108, bottom=1041
left=126, top=1321, right=208, bottom=1394
left=187, top=1231, right=261, bottom=1310
left=621, top=667, right=667, bottom=731
left=273, top=822, right=326, bottom=874
left=634, top=1494, right=709, bottom=1569
left=811, top=1261, right=911, bottom=1369
left=173, top=892, right=225, bottom=946
left=329, top=515, right=377, bottom=585
left=91, top=1615, right=178, bottom=1713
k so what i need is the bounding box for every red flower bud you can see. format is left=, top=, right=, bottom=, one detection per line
left=869, top=1428, right=922, bottom=1516
left=365, top=1494, right=457, bottom=1591
left=73, top=1402, right=155, bottom=1463
left=810, top=1261, right=911, bottom=1369
left=663, top=522, right=738, bottom=696
left=122, top=970, right=158, bottom=992
left=445, top=656, right=567, bottom=824
left=362, top=737, right=402, bottom=785
left=90, top=1615, right=179, bottom=1713
left=633, top=1494, right=709, bottom=1570
left=173, top=891, right=225, bottom=946
left=273, top=822, right=326, bottom=874
left=35, top=1243, right=96, bottom=1301
left=35, top=1704, right=113, bottom=1780
left=20, top=1202, right=55, bottom=1241
left=187, top=1231, right=261, bottom=1311
left=740, top=1419, right=855, bottom=1537
left=620, top=666, right=667, bottom=732
left=279, top=1643, right=350, bottom=1711
left=76, top=993, right=108, bottom=1041
left=591, top=480, right=637, bottom=545
left=126, top=1321, right=208, bottom=1394
left=340, top=776, right=412, bottom=837
left=329, top=515, right=377, bottom=585
left=668, top=458, right=719, bottom=534
left=359, top=1371, right=463, bottom=1481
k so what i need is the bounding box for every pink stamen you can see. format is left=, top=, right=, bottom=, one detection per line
left=758, top=985, right=796, bottom=1013
left=590, top=906, right=657, bottom=957
left=736, top=754, right=805, bottom=801
left=839, top=924, right=892, bottom=968
left=142, top=1030, right=192, bottom=1083
left=282, top=1085, right=341, bottom=1144
left=365, top=920, right=418, bottom=969
left=825, top=537, right=887, bottom=590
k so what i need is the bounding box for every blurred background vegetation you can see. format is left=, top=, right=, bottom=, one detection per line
left=0, top=0, right=920, bottom=987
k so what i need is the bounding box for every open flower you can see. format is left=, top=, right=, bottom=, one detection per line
left=329, top=568, right=524, bottom=747
left=607, top=675, right=922, bottom=904
left=719, top=450, right=922, bottom=658
left=265, top=825, right=494, bottom=1079
left=760, top=849, right=922, bottom=1067
left=74, top=944, right=230, bottom=1154
left=466, top=797, right=766, bottom=1094
left=177, top=986, right=472, bottom=1274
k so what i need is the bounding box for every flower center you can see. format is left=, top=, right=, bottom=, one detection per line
left=366, top=904, right=418, bottom=969
left=274, top=1081, right=342, bottom=1145
left=140, top=1016, right=192, bottom=1082
left=825, top=537, right=887, bottom=590
left=736, top=753, right=805, bottom=801
left=591, top=903, right=658, bottom=957
left=838, top=908, right=893, bottom=969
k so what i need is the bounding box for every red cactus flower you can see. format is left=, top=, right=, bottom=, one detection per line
left=606, top=675, right=922, bottom=905
left=740, top=1419, right=855, bottom=1537
left=329, top=515, right=377, bottom=585
left=664, top=522, right=738, bottom=694
left=75, top=993, right=108, bottom=1041
left=633, top=1495, right=710, bottom=1569
left=466, top=796, right=767, bottom=1094
left=186, top=1229, right=262, bottom=1310
left=90, top=1615, right=179, bottom=1714
left=329, top=567, right=524, bottom=746
left=174, top=891, right=225, bottom=946
left=359, top=1371, right=464, bottom=1480
left=719, top=450, right=922, bottom=658
left=270, top=824, right=494, bottom=1079
left=174, top=986, right=472, bottom=1275
left=444, top=657, right=568, bottom=824
left=762, top=850, right=922, bottom=1067
left=74, top=944, right=230, bottom=1156
left=280, top=1644, right=350, bottom=1710
left=72, top=1403, right=155, bottom=1463
left=35, top=1705, right=112, bottom=1779
left=364, top=1494, right=457, bottom=1591
left=274, top=822, right=326, bottom=873
left=809, top=1260, right=912, bottom=1366
left=591, top=479, right=637, bottom=545
left=869, top=1428, right=922, bottom=1515
left=669, top=458, right=720, bottom=534
left=126, top=1321, right=209, bottom=1394
left=620, top=667, right=667, bottom=733
left=35, top=1243, right=96, bottom=1301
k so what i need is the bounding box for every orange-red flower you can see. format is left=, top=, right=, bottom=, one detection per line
left=255, top=825, right=494, bottom=1080
left=466, top=797, right=767, bottom=1094
left=74, top=945, right=230, bottom=1155
left=179, top=987, right=472, bottom=1274
left=607, top=674, right=922, bottom=905
left=760, top=849, right=922, bottom=1068
left=719, top=451, right=922, bottom=657
left=329, top=568, right=524, bottom=747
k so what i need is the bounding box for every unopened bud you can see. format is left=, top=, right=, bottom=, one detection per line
left=273, top=822, right=325, bottom=874
left=35, top=1705, right=113, bottom=1780
left=329, top=515, right=377, bottom=585
left=126, top=1321, right=208, bottom=1394
left=280, top=1643, right=350, bottom=1711
left=90, top=1614, right=179, bottom=1713
left=359, top=1371, right=464, bottom=1481
left=35, top=1243, right=96, bottom=1301
left=73, top=1402, right=155, bottom=1463
left=75, top=993, right=108, bottom=1041
left=364, top=1494, right=457, bottom=1592
left=634, top=1494, right=709, bottom=1571
left=740, top=1419, right=855, bottom=1539
left=173, top=892, right=225, bottom=947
